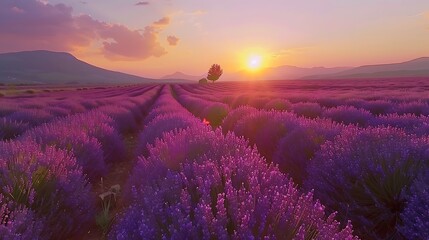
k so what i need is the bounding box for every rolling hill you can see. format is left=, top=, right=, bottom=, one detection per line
left=0, top=50, right=157, bottom=85
left=223, top=65, right=352, bottom=81
left=303, top=57, right=429, bottom=79
left=161, top=72, right=205, bottom=82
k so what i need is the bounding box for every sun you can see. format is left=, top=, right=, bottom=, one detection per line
left=247, top=55, right=263, bottom=71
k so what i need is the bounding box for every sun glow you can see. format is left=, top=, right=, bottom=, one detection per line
left=247, top=55, right=263, bottom=71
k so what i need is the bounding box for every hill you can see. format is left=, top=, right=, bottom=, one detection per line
left=224, top=65, right=351, bottom=81
left=304, top=57, right=429, bottom=79
left=161, top=71, right=204, bottom=82
left=0, top=50, right=157, bottom=85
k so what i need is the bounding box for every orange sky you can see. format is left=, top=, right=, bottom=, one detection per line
left=1, top=0, right=429, bottom=78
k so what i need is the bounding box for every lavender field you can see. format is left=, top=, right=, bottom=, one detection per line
left=1, top=78, right=428, bottom=239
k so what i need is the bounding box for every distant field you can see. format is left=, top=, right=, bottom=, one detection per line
left=1, top=78, right=428, bottom=239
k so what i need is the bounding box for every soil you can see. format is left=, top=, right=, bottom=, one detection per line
left=70, top=133, right=140, bottom=240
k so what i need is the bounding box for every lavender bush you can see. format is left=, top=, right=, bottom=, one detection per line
left=232, top=110, right=300, bottom=161
left=395, top=101, right=429, bottom=116
left=144, top=104, right=186, bottom=125
left=7, top=109, right=53, bottom=127
left=64, top=111, right=126, bottom=164
left=273, top=119, right=343, bottom=185
left=292, top=102, right=323, bottom=119
left=360, top=99, right=394, bottom=115
left=0, top=103, right=18, bottom=117
left=0, top=118, right=29, bottom=140
left=230, top=94, right=251, bottom=108
left=201, top=102, right=230, bottom=127
left=137, top=86, right=201, bottom=156
left=98, top=105, right=139, bottom=134
left=221, top=106, right=258, bottom=134
left=264, top=98, right=292, bottom=111
left=400, top=171, right=429, bottom=239
left=321, top=105, right=373, bottom=127
left=136, top=113, right=201, bottom=157
left=305, top=127, right=429, bottom=239
left=21, top=123, right=107, bottom=180
left=0, top=141, right=94, bottom=238
left=0, top=197, right=43, bottom=239
left=369, top=113, right=429, bottom=136
left=111, top=126, right=358, bottom=239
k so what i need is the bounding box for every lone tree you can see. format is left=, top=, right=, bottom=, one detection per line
left=198, top=78, right=208, bottom=84
left=207, top=64, right=223, bottom=83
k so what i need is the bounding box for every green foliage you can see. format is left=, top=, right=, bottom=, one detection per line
left=96, top=197, right=114, bottom=237
left=198, top=78, right=208, bottom=84
left=96, top=183, right=120, bottom=236
left=2, top=165, right=55, bottom=213
left=207, top=64, right=223, bottom=83
left=204, top=104, right=229, bottom=127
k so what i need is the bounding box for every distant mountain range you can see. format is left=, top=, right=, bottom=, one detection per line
left=1, top=50, right=428, bottom=85
left=161, top=72, right=205, bottom=81
left=174, top=57, right=429, bottom=81
left=224, top=66, right=353, bottom=81
left=303, top=57, right=429, bottom=79
left=0, top=50, right=159, bottom=85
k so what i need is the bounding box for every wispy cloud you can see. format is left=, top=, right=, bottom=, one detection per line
left=153, top=17, right=170, bottom=26
left=271, top=47, right=310, bottom=58
left=191, top=10, right=207, bottom=16
left=0, top=0, right=173, bottom=61
left=135, top=1, right=149, bottom=6
left=167, top=36, right=179, bottom=46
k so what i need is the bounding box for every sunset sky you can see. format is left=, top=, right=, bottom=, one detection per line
left=1, top=0, right=429, bottom=78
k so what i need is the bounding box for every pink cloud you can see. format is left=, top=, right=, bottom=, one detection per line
left=153, top=17, right=170, bottom=26
left=167, top=36, right=179, bottom=46
left=0, top=0, right=171, bottom=61
left=99, top=24, right=167, bottom=60
left=135, top=1, right=150, bottom=6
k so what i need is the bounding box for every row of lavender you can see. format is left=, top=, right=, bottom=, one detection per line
left=0, top=85, right=160, bottom=238
left=223, top=108, right=429, bottom=239
left=0, top=85, right=159, bottom=140
left=108, top=85, right=358, bottom=239
left=173, top=83, right=429, bottom=239
left=182, top=78, right=429, bottom=104
left=178, top=81, right=429, bottom=117
left=174, top=84, right=429, bottom=136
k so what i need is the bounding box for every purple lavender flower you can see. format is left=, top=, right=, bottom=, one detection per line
left=111, top=126, right=358, bottom=239
left=21, top=123, right=107, bottom=180
left=292, top=102, right=323, bottom=119
left=7, top=109, right=53, bottom=127
left=232, top=110, right=300, bottom=162
left=273, top=118, right=343, bottom=185
left=0, top=140, right=94, bottom=238
left=264, top=98, right=293, bottom=111
left=0, top=118, right=29, bottom=140
left=136, top=113, right=201, bottom=157
left=221, top=106, right=258, bottom=134
left=305, top=127, right=429, bottom=239
left=64, top=111, right=126, bottom=164
left=400, top=171, right=429, bottom=239
left=369, top=113, right=429, bottom=136
left=201, top=102, right=230, bottom=127
left=98, top=105, right=139, bottom=134
left=0, top=198, right=44, bottom=239
left=322, top=105, right=373, bottom=127
left=396, top=101, right=429, bottom=116
left=360, top=99, right=394, bottom=115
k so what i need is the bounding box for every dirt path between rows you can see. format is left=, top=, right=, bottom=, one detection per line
left=71, top=86, right=163, bottom=239
left=70, top=132, right=138, bottom=240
